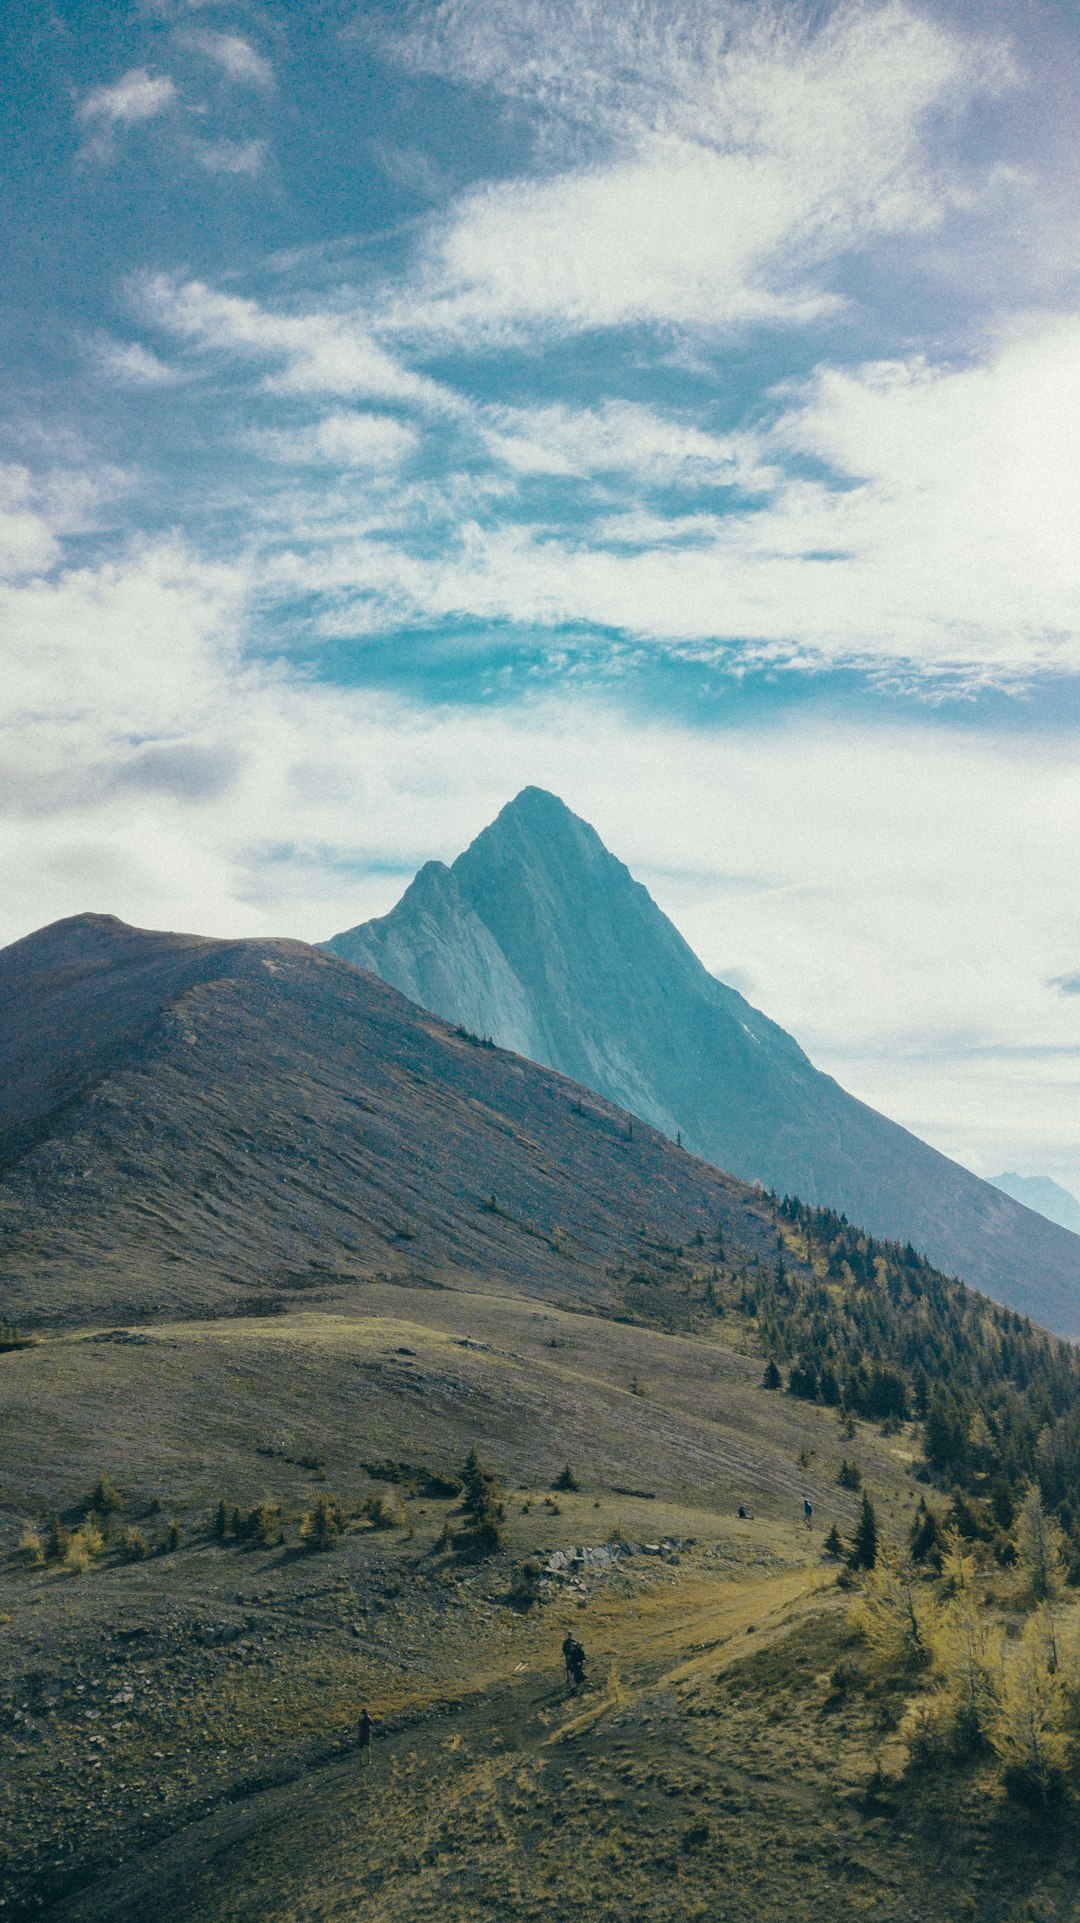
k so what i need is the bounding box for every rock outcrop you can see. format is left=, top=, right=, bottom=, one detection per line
left=325, top=787, right=1080, bottom=1335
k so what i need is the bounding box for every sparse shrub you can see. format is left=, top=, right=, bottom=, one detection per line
left=212, top=1499, right=232, bottom=1542
left=64, top=1534, right=93, bottom=1575
left=18, top=1523, right=44, bottom=1569
left=681, top=1820, right=709, bottom=1852
left=419, top=1471, right=462, bottom=1500
left=552, top=1465, right=579, bottom=1493
left=363, top=1492, right=405, bottom=1531
left=64, top=1519, right=104, bottom=1573
left=837, top=1459, right=862, bottom=1491
left=507, top=1559, right=543, bottom=1610
left=86, top=1473, right=121, bottom=1516
left=300, top=1493, right=345, bottom=1551
left=160, top=1520, right=180, bottom=1553
left=117, top=1527, right=150, bottom=1562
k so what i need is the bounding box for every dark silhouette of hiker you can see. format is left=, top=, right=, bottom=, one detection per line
left=562, top=1634, right=586, bottom=1690
left=357, top=1708, right=373, bottom=1760
left=737, top=1505, right=749, bottom=1520
left=803, top=1496, right=813, bottom=1530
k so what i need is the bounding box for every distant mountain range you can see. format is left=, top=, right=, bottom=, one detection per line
left=990, top=1172, right=1080, bottom=1236
left=325, top=787, right=1080, bottom=1336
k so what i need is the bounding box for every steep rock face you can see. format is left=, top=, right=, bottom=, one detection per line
left=327, top=860, right=544, bottom=1060
left=325, top=788, right=1080, bottom=1334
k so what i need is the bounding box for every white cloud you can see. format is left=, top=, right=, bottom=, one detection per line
left=196, top=138, right=267, bottom=177
left=268, top=310, right=1080, bottom=681
left=79, top=68, right=177, bottom=126
left=0, top=468, right=62, bottom=579
left=256, top=410, right=419, bottom=469
left=389, top=1, right=1013, bottom=343
left=181, top=30, right=274, bottom=90
left=139, top=274, right=457, bottom=410
left=94, top=338, right=181, bottom=386
left=479, top=400, right=773, bottom=491
left=78, top=69, right=177, bottom=157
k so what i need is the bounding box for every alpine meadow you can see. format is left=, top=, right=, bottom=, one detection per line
left=4, top=2, right=1080, bottom=1920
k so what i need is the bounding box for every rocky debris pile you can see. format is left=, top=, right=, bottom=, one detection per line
left=540, top=1538, right=685, bottom=1598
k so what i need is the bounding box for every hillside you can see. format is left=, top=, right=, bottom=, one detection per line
left=5, top=910, right=1080, bottom=1920
left=325, top=787, right=1080, bottom=1337
left=0, top=912, right=775, bottom=1331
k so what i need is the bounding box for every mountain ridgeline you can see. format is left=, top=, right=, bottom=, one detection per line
left=325, top=787, right=1080, bottom=1338
left=3, top=911, right=1080, bottom=1556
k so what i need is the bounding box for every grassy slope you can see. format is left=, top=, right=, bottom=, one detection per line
left=3, top=1291, right=1079, bottom=1922
left=3, top=918, right=1079, bottom=1918
left=0, top=919, right=768, bottom=1330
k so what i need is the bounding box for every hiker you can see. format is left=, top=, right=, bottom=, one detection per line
left=803, top=1496, right=813, bottom=1530
left=562, top=1633, right=586, bottom=1690
left=737, top=1504, right=749, bottom=1520
left=357, top=1708, right=373, bottom=1760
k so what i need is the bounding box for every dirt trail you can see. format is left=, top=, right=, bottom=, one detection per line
left=50, top=1559, right=823, bottom=1923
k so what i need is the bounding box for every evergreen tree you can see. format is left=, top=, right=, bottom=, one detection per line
left=1014, top=1484, right=1069, bottom=1608
left=300, top=1493, right=345, bottom=1551
left=762, top=1358, right=782, bottom=1390
left=988, top=1607, right=1070, bottom=1801
left=849, top=1493, right=879, bottom=1570
left=909, top=1500, right=944, bottom=1570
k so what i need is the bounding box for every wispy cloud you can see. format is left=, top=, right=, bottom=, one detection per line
left=180, top=30, right=274, bottom=91
left=255, top=410, right=419, bottom=469
left=139, top=275, right=459, bottom=409
left=77, top=67, right=177, bottom=158
left=386, top=0, right=1014, bottom=344
left=478, top=401, right=773, bottom=491
left=93, top=337, right=182, bottom=386
left=195, top=138, right=267, bottom=177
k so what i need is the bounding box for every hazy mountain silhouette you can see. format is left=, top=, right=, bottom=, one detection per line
left=991, top=1172, right=1080, bottom=1236
left=326, top=787, right=1080, bottom=1334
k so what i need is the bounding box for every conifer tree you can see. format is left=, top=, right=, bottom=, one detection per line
left=849, top=1493, right=879, bottom=1570
left=924, top=1539, right=998, bottom=1752
left=300, top=1493, right=345, bottom=1551
left=850, top=1554, right=932, bottom=1673
left=989, top=1606, right=1072, bottom=1801
left=1014, top=1484, right=1069, bottom=1609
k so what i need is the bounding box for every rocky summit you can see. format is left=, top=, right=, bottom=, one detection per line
left=326, top=787, right=1080, bottom=1335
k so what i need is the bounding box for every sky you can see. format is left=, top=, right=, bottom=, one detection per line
left=2, top=0, right=1079, bottom=1192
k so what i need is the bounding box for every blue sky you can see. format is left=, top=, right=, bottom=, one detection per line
left=2, top=0, right=1079, bottom=1191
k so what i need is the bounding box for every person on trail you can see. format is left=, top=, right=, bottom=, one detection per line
left=803, top=1496, right=813, bottom=1530
left=357, top=1708, right=373, bottom=1760
left=562, top=1633, right=586, bottom=1690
